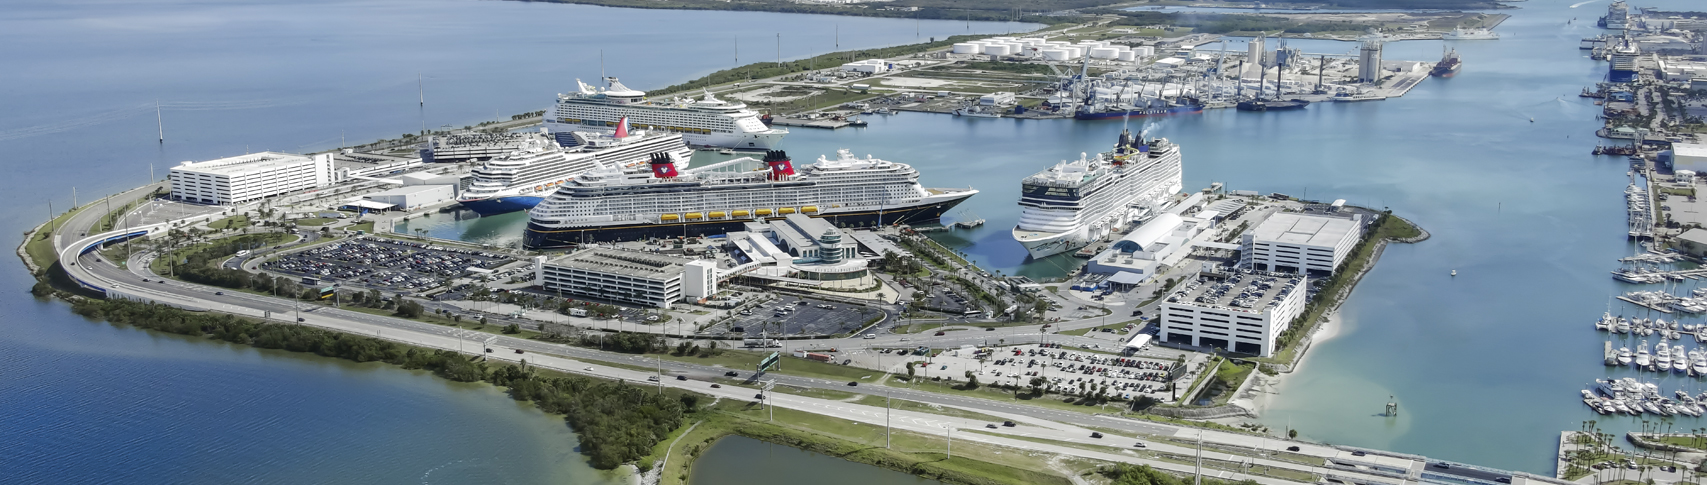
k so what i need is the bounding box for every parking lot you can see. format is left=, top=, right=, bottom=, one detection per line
left=704, top=297, right=880, bottom=337
left=875, top=343, right=1188, bottom=403
left=261, top=236, right=513, bottom=293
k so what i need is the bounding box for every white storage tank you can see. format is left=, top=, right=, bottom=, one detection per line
left=1117, top=51, right=1137, bottom=62
left=952, top=43, right=981, bottom=54
left=983, top=44, right=1012, bottom=56
left=1064, top=47, right=1083, bottom=58
left=1041, top=49, right=1070, bottom=61
left=1089, top=47, right=1120, bottom=59
left=1134, top=46, right=1155, bottom=57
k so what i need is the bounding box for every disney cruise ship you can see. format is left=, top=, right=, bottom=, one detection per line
left=1011, top=130, right=1183, bottom=259
left=544, top=77, right=787, bottom=149
left=522, top=150, right=976, bottom=248
left=456, top=127, right=691, bottom=215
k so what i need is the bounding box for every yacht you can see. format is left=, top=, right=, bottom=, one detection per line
left=1618, top=347, right=1634, bottom=366
left=1636, top=341, right=1652, bottom=367
left=1674, top=345, right=1691, bottom=373
left=1596, top=312, right=1613, bottom=331
left=1657, top=344, right=1672, bottom=370
left=1617, top=317, right=1632, bottom=334
left=1693, top=349, right=1707, bottom=375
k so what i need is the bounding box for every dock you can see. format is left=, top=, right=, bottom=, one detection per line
left=769, top=117, right=853, bottom=129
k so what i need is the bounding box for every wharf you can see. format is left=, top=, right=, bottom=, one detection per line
left=770, top=117, right=852, bottom=129
left=1617, top=295, right=1676, bottom=314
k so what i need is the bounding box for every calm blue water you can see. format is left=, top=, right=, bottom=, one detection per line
left=0, top=0, right=1023, bottom=482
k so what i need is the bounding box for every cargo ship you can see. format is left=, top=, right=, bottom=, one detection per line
left=522, top=149, right=976, bottom=248
left=1430, top=47, right=1462, bottom=77
left=1074, top=103, right=1204, bottom=120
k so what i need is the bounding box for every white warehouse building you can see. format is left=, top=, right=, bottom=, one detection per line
left=1158, top=273, right=1306, bottom=357
left=360, top=184, right=455, bottom=211
left=169, top=152, right=335, bottom=205
left=536, top=249, right=717, bottom=309
left=1240, top=213, right=1363, bottom=277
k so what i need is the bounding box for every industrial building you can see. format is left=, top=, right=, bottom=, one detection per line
left=169, top=152, right=335, bottom=205
left=1158, top=272, right=1306, bottom=357
left=1671, top=144, right=1707, bottom=173
left=1084, top=213, right=1209, bottom=279
left=1676, top=229, right=1707, bottom=258
left=536, top=249, right=717, bottom=309
left=1240, top=213, right=1364, bottom=276
left=359, top=185, right=455, bottom=211
left=1358, top=40, right=1384, bottom=83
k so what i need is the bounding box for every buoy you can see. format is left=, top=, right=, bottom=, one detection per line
left=1451, top=270, right=1458, bottom=277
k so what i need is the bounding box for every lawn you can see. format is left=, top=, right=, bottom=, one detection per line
left=654, top=401, right=1079, bottom=485
left=207, top=215, right=251, bottom=230
left=848, top=395, right=1007, bottom=423
left=292, top=217, right=338, bottom=226
left=654, top=348, right=881, bottom=382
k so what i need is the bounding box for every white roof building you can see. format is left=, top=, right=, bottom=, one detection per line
left=1239, top=213, right=1363, bottom=276
left=169, top=152, right=334, bottom=205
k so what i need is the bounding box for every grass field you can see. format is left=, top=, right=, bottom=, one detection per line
left=292, top=217, right=338, bottom=226
left=207, top=215, right=251, bottom=230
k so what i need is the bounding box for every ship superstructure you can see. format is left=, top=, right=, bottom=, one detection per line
left=1600, top=0, right=1630, bottom=30
left=1610, top=37, right=1641, bottom=83
left=522, top=150, right=975, bottom=248
left=1012, top=130, right=1183, bottom=259
left=457, top=128, right=691, bottom=215
left=544, top=77, right=787, bottom=149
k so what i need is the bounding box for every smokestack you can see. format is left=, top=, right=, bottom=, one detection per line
left=649, top=153, right=678, bottom=178
left=762, top=150, right=795, bottom=180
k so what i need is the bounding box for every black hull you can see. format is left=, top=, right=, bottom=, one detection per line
left=523, top=199, right=970, bottom=249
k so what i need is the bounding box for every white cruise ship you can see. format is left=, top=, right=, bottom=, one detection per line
left=457, top=128, right=691, bottom=215
left=522, top=149, right=976, bottom=248
left=1012, top=130, right=1183, bottom=259
left=544, top=77, right=787, bottom=149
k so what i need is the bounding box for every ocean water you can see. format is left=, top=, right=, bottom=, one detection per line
left=0, top=0, right=1022, bottom=482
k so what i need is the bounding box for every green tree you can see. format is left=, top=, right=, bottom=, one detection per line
left=503, top=323, right=521, bottom=334
left=906, top=362, right=916, bottom=380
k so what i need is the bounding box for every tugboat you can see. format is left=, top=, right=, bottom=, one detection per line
left=1430, top=47, right=1461, bottom=78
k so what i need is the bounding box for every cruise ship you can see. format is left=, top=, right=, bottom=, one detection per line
left=1600, top=0, right=1629, bottom=30
left=522, top=150, right=976, bottom=248
left=457, top=128, right=692, bottom=215
left=1012, top=130, right=1183, bottom=259
left=1610, top=38, right=1641, bottom=83
left=544, top=77, right=787, bottom=149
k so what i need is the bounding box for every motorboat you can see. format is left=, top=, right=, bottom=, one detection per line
left=1659, top=401, right=1679, bottom=416
left=1675, top=345, right=1691, bottom=373
left=1618, top=347, right=1634, bottom=366
left=1597, top=312, right=1613, bottom=331
left=1636, top=341, right=1652, bottom=367
left=1582, top=389, right=1598, bottom=400
left=1618, top=318, right=1632, bottom=334
left=1643, top=400, right=1664, bottom=415
left=1693, top=349, right=1707, bottom=375
left=1658, top=344, right=1672, bottom=369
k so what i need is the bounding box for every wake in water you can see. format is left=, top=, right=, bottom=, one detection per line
left=1569, top=0, right=1600, bottom=7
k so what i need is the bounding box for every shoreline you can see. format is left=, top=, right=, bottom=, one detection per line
left=1244, top=215, right=1431, bottom=418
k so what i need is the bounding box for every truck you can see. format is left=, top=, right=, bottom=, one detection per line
left=743, top=338, right=781, bottom=348
left=569, top=308, right=588, bottom=317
